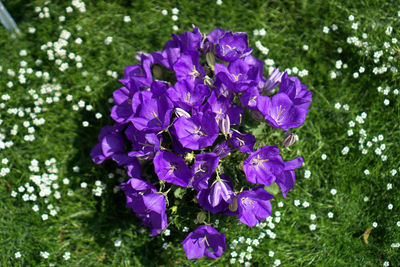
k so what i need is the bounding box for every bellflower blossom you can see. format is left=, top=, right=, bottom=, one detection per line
left=91, top=26, right=312, bottom=260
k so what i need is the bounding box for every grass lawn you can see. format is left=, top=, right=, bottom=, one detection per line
left=0, top=0, right=399, bottom=266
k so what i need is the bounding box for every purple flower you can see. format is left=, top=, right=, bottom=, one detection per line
left=173, top=112, right=219, bottom=150
left=121, top=178, right=167, bottom=235
left=279, top=73, right=312, bottom=109
left=172, top=26, right=202, bottom=52
left=213, top=140, right=232, bottom=158
left=181, top=225, right=226, bottom=259
left=154, top=151, right=191, bottom=187
left=243, top=146, right=284, bottom=186
left=121, top=177, right=157, bottom=211
left=167, top=79, right=210, bottom=111
left=257, top=93, right=308, bottom=131
left=128, top=132, right=162, bottom=160
left=173, top=50, right=205, bottom=82
left=151, top=40, right=181, bottom=70
left=229, top=129, right=256, bottom=153
left=237, top=186, right=274, bottom=227
left=204, top=91, right=243, bottom=126
left=214, top=59, right=257, bottom=93
left=191, top=153, right=220, bottom=191
left=110, top=87, right=135, bottom=124
left=131, top=94, right=173, bottom=132
left=275, top=156, right=303, bottom=199
left=209, top=29, right=252, bottom=62
left=240, top=86, right=260, bottom=110
left=90, top=126, right=125, bottom=164
left=119, top=53, right=153, bottom=90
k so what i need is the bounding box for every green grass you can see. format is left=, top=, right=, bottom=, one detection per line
left=0, top=0, right=399, bottom=266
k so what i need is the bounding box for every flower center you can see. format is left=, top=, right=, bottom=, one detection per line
left=241, top=197, right=256, bottom=208
left=250, top=154, right=269, bottom=169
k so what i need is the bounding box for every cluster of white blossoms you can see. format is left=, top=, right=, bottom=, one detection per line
left=161, top=7, right=180, bottom=31
left=229, top=215, right=281, bottom=266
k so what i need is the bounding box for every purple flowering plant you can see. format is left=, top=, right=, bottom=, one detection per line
left=91, top=26, right=312, bottom=260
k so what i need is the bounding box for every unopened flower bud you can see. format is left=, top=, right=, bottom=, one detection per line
left=219, top=115, right=230, bottom=136
left=250, top=110, right=264, bottom=121
left=196, top=211, right=207, bottom=224
left=174, top=108, right=191, bottom=118
left=229, top=197, right=238, bottom=212
left=206, top=52, right=216, bottom=71
left=282, top=132, right=295, bottom=148
left=152, top=65, right=163, bottom=80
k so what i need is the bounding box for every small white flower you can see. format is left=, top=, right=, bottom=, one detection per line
left=372, top=222, right=378, bottom=228
left=321, top=154, right=327, bottom=160
left=364, top=169, right=370, bottom=175
left=63, top=252, right=71, bottom=260
left=341, top=146, right=349, bottom=155
left=161, top=9, right=168, bottom=16
left=172, top=8, right=179, bottom=14
left=172, top=25, right=179, bottom=31
left=330, top=189, right=337, bottom=195
left=364, top=196, right=369, bottom=202
left=41, top=214, right=49, bottom=221
left=348, top=15, right=354, bottom=21
left=104, top=36, right=113, bottom=45
left=114, top=240, right=122, bottom=247
left=310, top=214, right=317, bottom=220
left=334, top=102, right=341, bottom=109
left=304, top=170, right=311, bottom=179
left=171, top=15, right=178, bottom=21
left=383, top=99, right=390, bottom=106
left=302, top=201, right=310, bottom=208
left=80, top=182, right=87, bottom=188
left=327, top=212, right=334, bottom=218
left=123, top=16, right=132, bottom=23
left=388, top=204, right=393, bottom=210
left=383, top=261, right=389, bottom=267
left=164, top=229, right=170, bottom=236
left=322, top=26, right=330, bottom=34
left=309, top=224, right=317, bottom=231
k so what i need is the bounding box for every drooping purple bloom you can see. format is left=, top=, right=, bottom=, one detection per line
left=237, top=186, right=274, bottom=227
left=197, top=175, right=236, bottom=214
left=111, top=153, right=141, bottom=178
left=153, top=151, right=191, bottom=187
left=120, top=177, right=157, bottom=211
left=191, top=152, right=220, bottom=191
left=121, top=178, right=167, bottom=236
left=263, top=68, right=284, bottom=93
left=173, top=112, right=219, bottom=150
left=173, top=50, right=205, bottom=82
left=119, top=53, right=153, bottom=90
left=208, top=174, right=235, bottom=207
left=151, top=40, right=181, bottom=70
left=279, top=73, right=312, bottom=109
left=110, top=87, right=136, bottom=124
left=172, top=26, right=202, bottom=52
left=181, top=225, right=226, bottom=259
left=90, top=127, right=125, bottom=164
left=243, top=145, right=284, bottom=186
left=229, top=129, right=256, bottom=153
left=275, top=156, right=303, bottom=199
left=257, top=93, right=308, bottom=131
left=167, top=79, right=210, bottom=111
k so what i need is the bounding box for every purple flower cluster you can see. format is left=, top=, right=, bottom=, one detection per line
left=91, top=26, right=311, bottom=260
